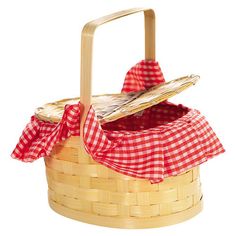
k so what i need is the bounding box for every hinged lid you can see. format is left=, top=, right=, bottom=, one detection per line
left=35, top=74, right=199, bottom=123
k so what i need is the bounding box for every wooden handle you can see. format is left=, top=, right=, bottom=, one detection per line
left=80, top=8, right=156, bottom=148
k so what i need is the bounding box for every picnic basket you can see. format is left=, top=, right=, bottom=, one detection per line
left=41, top=8, right=203, bottom=228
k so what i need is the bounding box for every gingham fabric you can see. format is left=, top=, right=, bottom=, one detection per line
left=122, top=60, right=165, bottom=92
left=11, top=60, right=225, bottom=183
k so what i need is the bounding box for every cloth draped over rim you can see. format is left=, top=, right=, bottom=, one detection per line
left=11, top=60, right=225, bottom=183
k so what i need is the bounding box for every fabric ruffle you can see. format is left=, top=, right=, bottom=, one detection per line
left=83, top=102, right=225, bottom=183
left=11, top=60, right=225, bottom=183
left=11, top=101, right=225, bottom=183
left=11, top=103, right=80, bottom=162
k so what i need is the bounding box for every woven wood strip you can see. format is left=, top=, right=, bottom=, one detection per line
left=48, top=198, right=203, bottom=228
left=48, top=188, right=201, bottom=217
left=45, top=158, right=136, bottom=179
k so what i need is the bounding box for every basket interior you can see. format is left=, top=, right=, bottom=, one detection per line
left=102, top=102, right=189, bottom=131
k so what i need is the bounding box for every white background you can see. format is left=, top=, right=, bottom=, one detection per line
left=0, top=0, right=235, bottom=235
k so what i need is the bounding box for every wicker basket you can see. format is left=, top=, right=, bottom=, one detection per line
left=42, top=8, right=203, bottom=228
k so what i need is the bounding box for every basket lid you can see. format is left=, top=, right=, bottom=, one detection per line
left=35, top=74, right=199, bottom=124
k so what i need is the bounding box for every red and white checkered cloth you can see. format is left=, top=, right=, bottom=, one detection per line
left=11, top=60, right=225, bottom=183
left=122, top=60, right=165, bottom=92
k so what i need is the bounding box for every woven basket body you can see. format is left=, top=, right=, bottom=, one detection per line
left=45, top=136, right=203, bottom=228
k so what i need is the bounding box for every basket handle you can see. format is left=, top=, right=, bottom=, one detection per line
left=80, top=8, right=156, bottom=149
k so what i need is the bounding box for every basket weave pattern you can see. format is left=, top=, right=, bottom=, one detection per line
left=45, top=136, right=203, bottom=228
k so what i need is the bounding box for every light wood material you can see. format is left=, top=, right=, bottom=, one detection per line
left=80, top=8, right=155, bottom=151
left=49, top=198, right=203, bottom=229
left=35, top=75, right=199, bottom=123
left=44, top=136, right=203, bottom=228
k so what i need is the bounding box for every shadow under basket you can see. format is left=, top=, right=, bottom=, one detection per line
left=45, top=136, right=203, bottom=229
